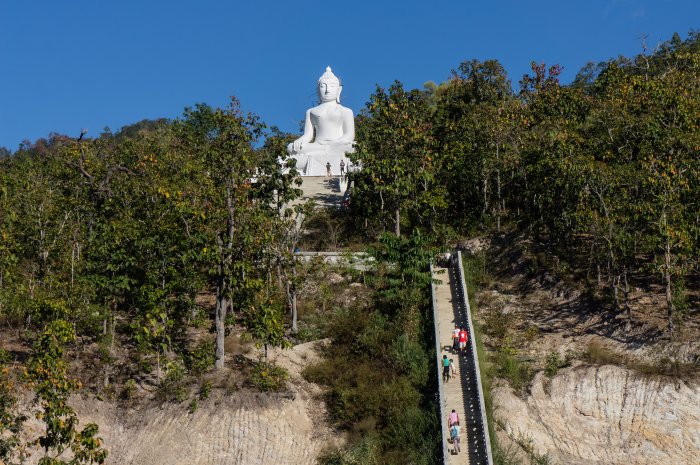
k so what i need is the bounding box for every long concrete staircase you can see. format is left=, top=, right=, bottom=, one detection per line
left=293, top=177, right=494, bottom=464
left=432, top=252, right=493, bottom=465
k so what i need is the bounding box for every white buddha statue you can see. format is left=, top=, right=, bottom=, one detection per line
left=287, top=66, right=355, bottom=176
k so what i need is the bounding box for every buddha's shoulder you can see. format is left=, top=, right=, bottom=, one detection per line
left=308, top=104, right=353, bottom=115
left=339, top=105, right=354, bottom=116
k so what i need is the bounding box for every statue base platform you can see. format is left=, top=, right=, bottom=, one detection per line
left=290, top=151, right=353, bottom=177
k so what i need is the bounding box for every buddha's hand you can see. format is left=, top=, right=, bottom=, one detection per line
left=292, top=139, right=304, bottom=153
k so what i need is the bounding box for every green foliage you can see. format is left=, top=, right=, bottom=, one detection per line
left=249, top=361, right=288, bottom=392
left=25, top=320, right=108, bottom=464
left=198, top=380, right=212, bottom=401
left=187, top=399, right=198, bottom=414
left=185, top=340, right=215, bottom=376
left=0, top=96, right=302, bottom=385
left=244, top=298, right=290, bottom=359
left=544, top=351, right=570, bottom=377
left=158, top=360, right=188, bottom=403
left=0, top=354, right=27, bottom=465
left=305, top=228, right=439, bottom=464
left=120, top=379, right=137, bottom=400
left=347, top=33, right=700, bottom=338
left=351, top=81, right=446, bottom=237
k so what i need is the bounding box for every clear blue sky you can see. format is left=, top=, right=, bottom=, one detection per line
left=0, top=0, right=697, bottom=150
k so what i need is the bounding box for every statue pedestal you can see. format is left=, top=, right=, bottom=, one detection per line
left=290, top=151, right=353, bottom=176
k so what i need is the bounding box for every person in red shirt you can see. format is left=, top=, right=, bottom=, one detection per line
left=458, top=327, right=468, bottom=354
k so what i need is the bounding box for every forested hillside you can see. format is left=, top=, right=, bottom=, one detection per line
left=349, top=31, right=699, bottom=334
left=0, top=31, right=698, bottom=465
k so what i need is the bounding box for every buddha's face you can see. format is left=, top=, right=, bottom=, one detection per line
left=318, top=79, right=341, bottom=103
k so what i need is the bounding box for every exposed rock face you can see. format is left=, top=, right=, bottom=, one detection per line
left=493, top=365, right=700, bottom=465
left=21, top=341, right=338, bottom=465
left=79, top=393, right=330, bottom=465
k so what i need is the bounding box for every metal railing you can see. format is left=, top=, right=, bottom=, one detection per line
left=453, top=251, right=494, bottom=465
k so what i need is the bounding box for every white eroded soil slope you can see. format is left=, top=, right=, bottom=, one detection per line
left=493, top=364, right=700, bottom=465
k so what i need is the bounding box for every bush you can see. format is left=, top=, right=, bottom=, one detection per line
left=389, top=334, right=429, bottom=386
left=319, top=434, right=381, bottom=465
left=484, top=306, right=511, bottom=340
left=198, top=380, right=212, bottom=400
left=544, top=351, right=570, bottom=377
left=494, top=348, right=532, bottom=392
left=121, top=379, right=138, bottom=400
left=250, top=361, right=288, bottom=392
left=186, top=339, right=215, bottom=376
left=188, top=399, right=198, bottom=414
left=159, top=360, right=188, bottom=402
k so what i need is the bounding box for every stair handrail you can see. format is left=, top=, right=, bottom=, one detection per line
left=455, top=251, right=494, bottom=465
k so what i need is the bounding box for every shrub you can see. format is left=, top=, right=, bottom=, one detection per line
left=188, top=399, right=198, bottom=414
left=319, top=435, right=381, bottom=465
left=493, top=344, right=533, bottom=393
left=484, top=306, right=511, bottom=340
left=544, top=351, right=570, bottom=377
left=121, top=379, right=138, bottom=400
left=159, top=360, right=188, bottom=402
left=186, top=339, right=215, bottom=376
left=198, top=380, right=212, bottom=400
left=250, top=361, right=288, bottom=392
left=389, top=334, right=429, bottom=386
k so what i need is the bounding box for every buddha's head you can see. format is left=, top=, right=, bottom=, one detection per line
left=318, top=66, right=342, bottom=103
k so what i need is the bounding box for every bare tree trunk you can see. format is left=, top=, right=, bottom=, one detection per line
left=379, top=191, right=385, bottom=233
left=664, top=236, right=674, bottom=335
left=291, top=292, right=298, bottom=333
left=395, top=207, right=400, bottom=237
left=103, top=314, right=115, bottom=387
left=612, top=274, right=620, bottom=311
left=214, top=239, right=228, bottom=370
left=496, top=144, right=502, bottom=232
left=623, top=269, right=631, bottom=321
left=71, top=241, right=76, bottom=289
left=215, top=283, right=227, bottom=369
left=215, top=187, right=236, bottom=369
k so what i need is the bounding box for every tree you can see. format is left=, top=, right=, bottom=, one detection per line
left=351, top=82, right=442, bottom=237
left=0, top=351, right=27, bottom=465
left=25, top=320, right=107, bottom=464
left=173, top=98, right=300, bottom=369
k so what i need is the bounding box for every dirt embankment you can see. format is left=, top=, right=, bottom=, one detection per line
left=464, top=235, right=700, bottom=465
left=494, top=365, right=700, bottom=465
left=18, top=341, right=339, bottom=465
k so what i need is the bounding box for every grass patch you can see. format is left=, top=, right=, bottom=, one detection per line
left=581, top=340, right=699, bottom=379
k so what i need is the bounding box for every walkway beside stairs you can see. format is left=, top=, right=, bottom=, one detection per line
left=432, top=252, right=493, bottom=465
